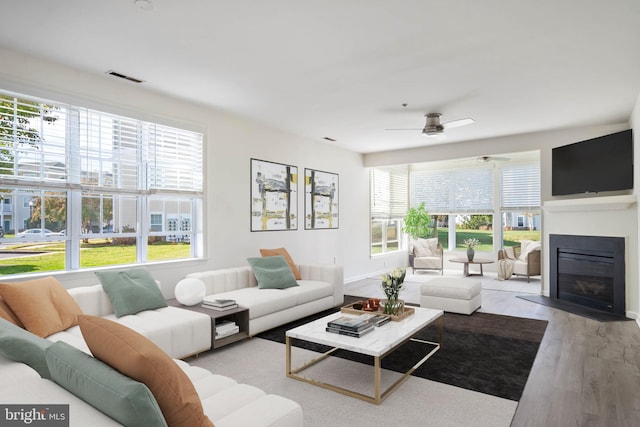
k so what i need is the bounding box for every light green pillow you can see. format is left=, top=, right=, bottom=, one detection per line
left=46, top=341, right=167, bottom=427
left=0, top=318, right=52, bottom=378
left=96, top=268, right=167, bottom=317
left=247, top=256, right=300, bottom=289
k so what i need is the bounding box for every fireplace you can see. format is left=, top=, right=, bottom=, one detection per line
left=549, top=234, right=625, bottom=317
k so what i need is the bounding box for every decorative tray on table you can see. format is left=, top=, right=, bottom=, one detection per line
left=340, top=299, right=414, bottom=322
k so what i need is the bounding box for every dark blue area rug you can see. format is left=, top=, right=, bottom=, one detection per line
left=257, top=296, right=548, bottom=401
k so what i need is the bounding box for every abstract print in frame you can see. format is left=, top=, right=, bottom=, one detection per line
left=251, top=158, right=298, bottom=231
left=304, top=168, right=338, bottom=229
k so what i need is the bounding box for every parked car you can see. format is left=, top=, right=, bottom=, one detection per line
left=0, top=226, right=3, bottom=237
left=16, top=228, right=64, bottom=237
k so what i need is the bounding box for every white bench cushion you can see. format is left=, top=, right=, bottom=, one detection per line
left=420, top=278, right=482, bottom=315
left=420, top=278, right=481, bottom=300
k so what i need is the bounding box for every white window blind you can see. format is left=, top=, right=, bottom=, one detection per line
left=1, top=94, right=203, bottom=194
left=149, top=124, right=203, bottom=192
left=412, top=167, right=493, bottom=213
left=370, top=166, right=408, bottom=220
left=500, top=163, right=540, bottom=210
left=0, top=94, right=67, bottom=183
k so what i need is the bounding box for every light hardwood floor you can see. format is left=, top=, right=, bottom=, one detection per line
left=345, top=271, right=640, bottom=427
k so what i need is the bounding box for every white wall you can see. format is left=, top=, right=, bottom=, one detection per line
left=0, top=47, right=380, bottom=292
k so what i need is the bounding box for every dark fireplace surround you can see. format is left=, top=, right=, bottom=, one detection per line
left=549, top=234, right=626, bottom=318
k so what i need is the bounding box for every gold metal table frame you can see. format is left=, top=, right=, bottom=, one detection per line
left=285, top=316, right=443, bottom=405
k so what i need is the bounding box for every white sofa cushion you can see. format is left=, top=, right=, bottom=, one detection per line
left=513, top=260, right=529, bottom=276
left=287, top=280, right=334, bottom=305
left=414, top=256, right=442, bottom=269
left=0, top=376, right=122, bottom=426
left=211, top=288, right=298, bottom=319
left=102, top=307, right=211, bottom=359
left=66, top=285, right=211, bottom=359
left=0, top=358, right=41, bottom=387
left=183, top=363, right=303, bottom=427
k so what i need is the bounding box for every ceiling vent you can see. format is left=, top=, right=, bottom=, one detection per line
left=106, top=70, right=145, bottom=84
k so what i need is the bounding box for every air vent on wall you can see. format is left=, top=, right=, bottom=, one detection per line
left=105, top=70, right=145, bottom=84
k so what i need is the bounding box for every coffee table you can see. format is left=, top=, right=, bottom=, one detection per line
left=285, top=307, right=443, bottom=404
left=449, top=257, right=494, bottom=276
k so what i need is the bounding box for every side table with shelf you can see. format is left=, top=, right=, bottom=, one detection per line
left=167, top=299, right=249, bottom=349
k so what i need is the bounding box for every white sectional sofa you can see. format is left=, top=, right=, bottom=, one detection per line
left=50, top=283, right=211, bottom=359
left=0, top=351, right=303, bottom=427
left=0, top=276, right=304, bottom=426
left=186, top=263, right=344, bottom=335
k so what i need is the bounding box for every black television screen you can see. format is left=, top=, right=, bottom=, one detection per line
left=552, top=129, right=633, bottom=196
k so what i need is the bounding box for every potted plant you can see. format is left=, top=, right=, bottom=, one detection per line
left=464, top=237, right=480, bottom=261
left=403, top=202, right=435, bottom=270
left=402, top=202, right=433, bottom=240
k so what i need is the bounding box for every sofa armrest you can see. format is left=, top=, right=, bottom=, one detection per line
left=527, top=250, right=541, bottom=276
left=298, top=264, right=344, bottom=306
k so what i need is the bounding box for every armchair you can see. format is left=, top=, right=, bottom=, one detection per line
left=409, top=238, right=443, bottom=275
left=498, top=241, right=541, bottom=282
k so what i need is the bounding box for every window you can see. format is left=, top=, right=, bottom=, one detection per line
left=500, top=162, right=541, bottom=246
left=370, top=166, right=407, bottom=255
left=0, top=90, right=204, bottom=276
left=412, top=166, right=494, bottom=249
left=409, top=154, right=540, bottom=252
left=150, top=214, right=163, bottom=232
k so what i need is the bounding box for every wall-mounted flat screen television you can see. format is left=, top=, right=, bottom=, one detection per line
left=552, top=129, right=633, bottom=196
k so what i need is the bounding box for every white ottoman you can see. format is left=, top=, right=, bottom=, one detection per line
left=420, top=278, right=482, bottom=315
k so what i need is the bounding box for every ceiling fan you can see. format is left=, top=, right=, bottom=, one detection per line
left=386, top=113, right=475, bottom=138
left=477, top=155, right=510, bottom=163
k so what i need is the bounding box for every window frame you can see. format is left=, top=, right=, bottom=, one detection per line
left=0, top=89, right=205, bottom=276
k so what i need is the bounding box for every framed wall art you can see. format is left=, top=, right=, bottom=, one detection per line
left=304, top=168, right=338, bottom=229
left=250, top=158, right=298, bottom=231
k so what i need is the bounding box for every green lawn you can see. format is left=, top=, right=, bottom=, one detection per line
left=451, top=229, right=540, bottom=252
left=373, top=228, right=540, bottom=254
left=0, top=240, right=191, bottom=275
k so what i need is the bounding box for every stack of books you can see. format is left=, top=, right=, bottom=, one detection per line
left=366, top=314, right=391, bottom=327
left=326, top=315, right=375, bottom=338
left=215, top=320, right=239, bottom=339
left=202, top=297, right=238, bottom=311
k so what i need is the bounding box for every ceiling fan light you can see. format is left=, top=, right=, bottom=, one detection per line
left=422, top=129, right=442, bottom=137
left=134, top=0, right=154, bottom=11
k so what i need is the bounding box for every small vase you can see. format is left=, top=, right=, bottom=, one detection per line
left=383, top=297, right=404, bottom=316
left=467, top=247, right=475, bottom=261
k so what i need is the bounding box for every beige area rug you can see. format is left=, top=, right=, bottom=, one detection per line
left=187, top=338, right=517, bottom=427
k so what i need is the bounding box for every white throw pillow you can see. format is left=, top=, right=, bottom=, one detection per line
left=414, top=238, right=438, bottom=258
left=519, top=240, right=541, bottom=261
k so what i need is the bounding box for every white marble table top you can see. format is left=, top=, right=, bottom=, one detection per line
left=285, top=307, right=443, bottom=357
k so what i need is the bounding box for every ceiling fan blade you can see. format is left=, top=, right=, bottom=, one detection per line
left=477, top=155, right=511, bottom=163
left=441, top=118, right=474, bottom=129
left=384, top=128, right=423, bottom=131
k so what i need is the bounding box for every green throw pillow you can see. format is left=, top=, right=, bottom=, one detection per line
left=45, top=341, right=167, bottom=427
left=96, top=268, right=167, bottom=317
left=0, top=318, right=52, bottom=378
left=247, top=256, right=300, bottom=289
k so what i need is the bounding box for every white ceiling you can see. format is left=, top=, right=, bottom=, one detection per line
left=1, top=0, right=639, bottom=154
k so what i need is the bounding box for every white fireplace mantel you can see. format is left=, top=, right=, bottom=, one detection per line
left=543, top=195, right=637, bottom=213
